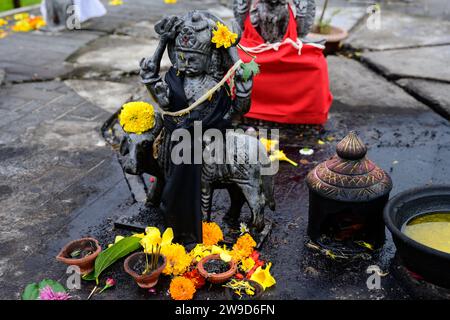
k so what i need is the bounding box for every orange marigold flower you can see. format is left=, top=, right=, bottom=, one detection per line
left=169, top=276, right=196, bottom=300
left=202, top=222, right=223, bottom=246
left=231, top=233, right=256, bottom=261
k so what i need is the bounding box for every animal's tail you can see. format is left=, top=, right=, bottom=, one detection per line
left=262, top=174, right=276, bottom=211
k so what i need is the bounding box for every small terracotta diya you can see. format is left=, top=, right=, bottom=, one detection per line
left=197, top=254, right=237, bottom=284
left=56, top=237, right=101, bottom=275
left=124, top=252, right=167, bottom=289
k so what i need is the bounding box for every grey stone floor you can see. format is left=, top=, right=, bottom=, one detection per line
left=0, top=0, right=449, bottom=300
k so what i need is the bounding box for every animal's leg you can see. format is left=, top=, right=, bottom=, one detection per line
left=223, top=184, right=246, bottom=226
left=201, top=181, right=213, bottom=222
left=240, top=184, right=265, bottom=231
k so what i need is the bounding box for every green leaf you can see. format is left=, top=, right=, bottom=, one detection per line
left=38, top=279, right=66, bottom=293
left=241, top=60, right=260, bottom=82
left=22, top=283, right=39, bottom=300
left=82, top=272, right=96, bottom=281
left=93, top=236, right=141, bottom=283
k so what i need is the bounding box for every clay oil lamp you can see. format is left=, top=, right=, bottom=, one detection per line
left=384, top=185, right=450, bottom=288
left=56, top=238, right=102, bottom=275
left=306, top=131, right=393, bottom=254
left=197, top=254, right=237, bottom=284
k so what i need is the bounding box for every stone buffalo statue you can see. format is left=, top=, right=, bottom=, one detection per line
left=118, top=112, right=275, bottom=231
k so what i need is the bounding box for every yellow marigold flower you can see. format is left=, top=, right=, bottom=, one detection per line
left=14, top=13, right=29, bottom=21
left=119, top=101, right=155, bottom=134
left=0, top=18, right=7, bottom=27
left=161, top=243, right=192, bottom=276
left=164, top=0, right=177, bottom=3
left=202, top=221, right=224, bottom=246
left=231, top=233, right=256, bottom=261
left=12, top=19, right=33, bottom=32
left=211, top=22, right=238, bottom=49
left=189, top=244, right=212, bottom=262
left=240, top=257, right=255, bottom=272
left=109, top=0, right=123, bottom=6
left=169, top=276, right=196, bottom=300
left=250, top=262, right=276, bottom=290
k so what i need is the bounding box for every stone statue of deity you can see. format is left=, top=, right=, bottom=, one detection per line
left=233, top=0, right=316, bottom=43
left=135, top=11, right=274, bottom=245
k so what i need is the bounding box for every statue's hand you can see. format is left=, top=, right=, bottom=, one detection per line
left=155, top=15, right=182, bottom=41
left=140, top=57, right=158, bottom=80
left=234, top=67, right=253, bottom=98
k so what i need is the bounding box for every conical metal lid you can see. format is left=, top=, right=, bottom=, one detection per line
left=306, top=131, right=392, bottom=202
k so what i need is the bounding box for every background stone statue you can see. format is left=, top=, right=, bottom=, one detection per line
left=42, top=0, right=74, bottom=29
left=233, top=0, right=316, bottom=42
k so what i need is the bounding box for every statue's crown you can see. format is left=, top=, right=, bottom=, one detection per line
left=175, top=11, right=213, bottom=54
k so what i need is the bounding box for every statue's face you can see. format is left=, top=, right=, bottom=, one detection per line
left=176, top=51, right=209, bottom=76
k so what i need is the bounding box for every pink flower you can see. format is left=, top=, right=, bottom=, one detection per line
left=39, top=286, right=71, bottom=300
left=99, top=278, right=116, bottom=294
left=106, top=278, right=116, bottom=287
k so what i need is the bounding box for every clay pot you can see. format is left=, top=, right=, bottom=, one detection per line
left=56, top=238, right=101, bottom=275
left=124, top=252, right=167, bottom=289
left=224, top=279, right=264, bottom=300
left=197, top=254, right=237, bottom=284
left=309, top=25, right=348, bottom=55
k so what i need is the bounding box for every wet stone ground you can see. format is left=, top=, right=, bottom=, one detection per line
left=0, top=0, right=450, bottom=300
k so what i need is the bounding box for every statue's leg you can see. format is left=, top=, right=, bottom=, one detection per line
left=223, top=184, right=246, bottom=226
left=201, top=181, right=213, bottom=222
left=239, top=184, right=265, bottom=231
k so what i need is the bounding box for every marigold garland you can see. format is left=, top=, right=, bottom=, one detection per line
left=202, top=221, right=224, bottom=246
left=169, top=277, right=196, bottom=300
left=119, top=101, right=155, bottom=134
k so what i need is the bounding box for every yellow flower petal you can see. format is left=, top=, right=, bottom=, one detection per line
left=250, top=263, right=276, bottom=290
left=161, top=228, right=174, bottom=247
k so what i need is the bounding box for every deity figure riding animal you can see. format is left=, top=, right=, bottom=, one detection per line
left=120, top=11, right=275, bottom=245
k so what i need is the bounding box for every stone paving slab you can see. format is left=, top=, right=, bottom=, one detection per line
left=84, top=0, right=220, bottom=33
left=0, top=80, right=121, bottom=298
left=327, top=56, right=427, bottom=112
left=68, top=35, right=171, bottom=78
left=397, top=78, right=450, bottom=120
left=64, top=80, right=136, bottom=114
left=0, top=30, right=102, bottom=82
left=314, top=6, right=367, bottom=32
left=361, top=45, right=450, bottom=82
left=0, top=69, right=5, bottom=86
left=345, top=11, right=450, bottom=50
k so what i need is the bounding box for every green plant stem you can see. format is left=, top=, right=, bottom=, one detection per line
left=237, top=44, right=256, bottom=60
left=318, top=0, right=329, bottom=28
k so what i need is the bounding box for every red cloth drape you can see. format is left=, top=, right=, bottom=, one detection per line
left=238, top=7, right=333, bottom=124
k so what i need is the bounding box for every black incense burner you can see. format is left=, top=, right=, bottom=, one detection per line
left=306, top=131, right=393, bottom=253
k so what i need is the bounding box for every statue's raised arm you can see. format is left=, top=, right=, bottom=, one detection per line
left=233, top=0, right=252, bottom=31
left=293, top=0, right=316, bottom=38
left=140, top=16, right=182, bottom=110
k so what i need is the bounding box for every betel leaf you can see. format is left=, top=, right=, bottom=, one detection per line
left=241, top=60, right=260, bottom=82
left=22, top=283, right=39, bottom=300
left=92, top=236, right=142, bottom=284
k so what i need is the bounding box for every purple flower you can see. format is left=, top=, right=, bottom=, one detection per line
left=39, top=286, right=71, bottom=300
